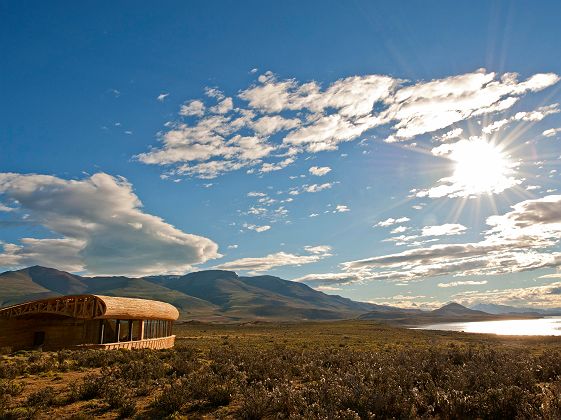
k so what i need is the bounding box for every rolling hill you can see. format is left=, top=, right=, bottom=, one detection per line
left=0, top=266, right=382, bottom=321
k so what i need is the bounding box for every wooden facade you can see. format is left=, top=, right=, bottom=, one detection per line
left=0, top=295, right=179, bottom=351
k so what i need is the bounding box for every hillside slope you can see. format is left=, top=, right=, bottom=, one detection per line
left=0, top=266, right=379, bottom=321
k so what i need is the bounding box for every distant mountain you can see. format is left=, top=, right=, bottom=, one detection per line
left=431, top=302, right=487, bottom=317
left=359, top=302, right=540, bottom=324
left=471, top=303, right=561, bottom=316
left=0, top=266, right=381, bottom=321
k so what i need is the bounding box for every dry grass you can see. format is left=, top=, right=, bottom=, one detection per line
left=1, top=320, right=561, bottom=419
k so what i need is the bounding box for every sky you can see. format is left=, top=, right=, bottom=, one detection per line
left=1, top=1, right=561, bottom=309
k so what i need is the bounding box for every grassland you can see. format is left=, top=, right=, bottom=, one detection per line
left=2, top=320, right=561, bottom=419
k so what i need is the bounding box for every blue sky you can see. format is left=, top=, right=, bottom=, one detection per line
left=1, top=1, right=561, bottom=308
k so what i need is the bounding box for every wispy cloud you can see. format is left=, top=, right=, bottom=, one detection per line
left=452, top=282, right=561, bottom=308
left=215, top=245, right=331, bottom=273
left=340, top=194, right=561, bottom=283
left=375, top=217, right=410, bottom=227
left=437, top=280, right=488, bottom=288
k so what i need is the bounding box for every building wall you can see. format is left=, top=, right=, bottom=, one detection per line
left=0, top=317, right=100, bottom=351
left=0, top=316, right=176, bottom=351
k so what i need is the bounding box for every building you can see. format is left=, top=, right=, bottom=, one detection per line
left=0, top=294, right=179, bottom=351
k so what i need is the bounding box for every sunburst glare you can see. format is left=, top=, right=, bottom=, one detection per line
left=449, top=138, right=515, bottom=196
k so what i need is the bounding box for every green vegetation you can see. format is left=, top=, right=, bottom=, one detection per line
left=1, top=321, right=561, bottom=418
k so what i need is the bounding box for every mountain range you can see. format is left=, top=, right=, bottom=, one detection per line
left=0, top=266, right=387, bottom=321
left=0, top=266, right=549, bottom=323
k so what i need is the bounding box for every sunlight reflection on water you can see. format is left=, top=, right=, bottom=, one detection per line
left=414, top=317, right=561, bottom=336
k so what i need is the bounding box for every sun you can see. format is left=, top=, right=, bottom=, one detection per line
left=449, top=139, right=515, bottom=195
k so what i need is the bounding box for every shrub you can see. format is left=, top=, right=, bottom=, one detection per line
left=26, top=386, right=56, bottom=408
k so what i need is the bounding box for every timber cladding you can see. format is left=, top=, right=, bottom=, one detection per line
left=0, top=295, right=179, bottom=351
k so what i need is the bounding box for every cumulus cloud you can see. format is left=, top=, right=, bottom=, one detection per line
left=137, top=69, right=559, bottom=179
left=334, top=205, right=350, bottom=213
left=0, top=173, right=219, bottom=275
left=179, top=100, right=206, bottom=117
left=308, top=166, right=332, bottom=176
left=251, top=115, right=300, bottom=136
left=210, top=97, right=234, bottom=114
left=214, top=245, right=331, bottom=273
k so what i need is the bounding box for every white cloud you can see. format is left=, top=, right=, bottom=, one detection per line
left=210, top=97, right=234, bottom=114
left=0, top=203, right=14, bottom=212
left=292, top=271, right=364, bottom=287
left=260, top=157, right=295, bottom=173
left=243, top=223, right=271, bottom=233
left=0, top=172, right=219, bottom=275
left=334, top=205, right=350, bottom=213
left=375, top=217, right=410, bottom=227
left=385, top=71, right=559, bottom=141
left=543, top=127, right=561, bottom=137
left=437, top=280, right=488, bottom=288
left=390, top=226, right=409, bottom=234
left=179, top=99, right=206, bottom=117
left=483, top=103, right=559, bottom=134
left=227, top=244, right=239, bottom=249
left=452, top=282, right=561, bottom=308
left=482, top=119, right=510, bottom=134
left=215, top=246, right=331, bottom=273
left=421, top=223, right=467, bottom=237
left=138, top=69, right=559, bottom=179
left=251, top=115, right=300, bottom=136
left=303, top=183, right=333, bottom=193
left=303, top=245, right=332, bottom=255
left=341, top=194, right=561, bottom=283
left=309, top=166, right=332, bottom=176
left=157, top=93, right=169, bottom=102
left=247, top=191, right=267, bottom=197
left=434, top=127, right=463, bottom=143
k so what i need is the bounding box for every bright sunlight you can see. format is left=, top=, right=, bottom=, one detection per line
left=449, top=138, right=515, bottom=195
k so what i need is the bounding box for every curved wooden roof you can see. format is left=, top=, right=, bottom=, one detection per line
left=0, top=294, right=179, bottom=321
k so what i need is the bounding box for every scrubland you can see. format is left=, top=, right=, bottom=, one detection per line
left=2, top=320, right=561, bottom=419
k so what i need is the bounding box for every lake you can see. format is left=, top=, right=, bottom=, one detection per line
left=414, top=316, right=561, bottom=336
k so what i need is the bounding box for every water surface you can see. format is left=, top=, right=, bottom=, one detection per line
left=414, top=317, right=561, bottom=336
